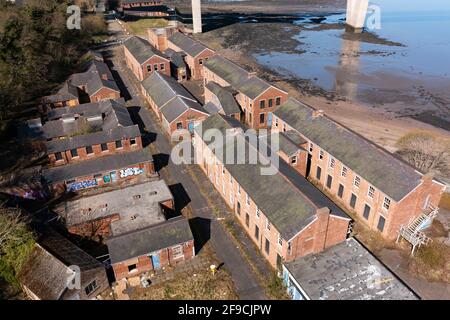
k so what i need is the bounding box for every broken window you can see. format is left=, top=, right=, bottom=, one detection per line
left=350, top=193, right=357, bottom=209
left=383, top=197, right=391, bottom=211
left=70, top=149, right=78, bottom=157
left=84, top=280, right=97, bottom=296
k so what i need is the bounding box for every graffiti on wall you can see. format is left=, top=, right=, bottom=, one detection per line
left=67, top=179, right=98, bottom=192
left=119, top=167, right=144, bottom=178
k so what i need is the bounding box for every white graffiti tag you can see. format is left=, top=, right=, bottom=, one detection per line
left=119, top=167, right=144, bottom=178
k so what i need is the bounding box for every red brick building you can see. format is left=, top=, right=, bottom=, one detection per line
left=141, top=72, right=208, bottom=136
left=203, top=81, right=241, bottom=120
left=52, top=180, right=195, bottom=281
left=44, top=99, right=142, bottom=166
left=18, top=228, right=109, bottom=300
left=43, top=148, right=157, bottom=195
left=107, top=216, right=194, bottom=280
left=123, top=36, right=170, bottom=81
left=194, top=114, right=350, bottom=269
left=168, top=32, right=215, bottom=80
left=54, top=179, right=175, bottom=239
left=69, top=60, right=121, bottom=104
left=203, top=55, right=288, bottom=129
left=272, top=98, right=446, bottom=240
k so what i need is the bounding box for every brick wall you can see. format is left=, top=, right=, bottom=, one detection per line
left=194, top=132, right=349, bottom=269
left=68, top=213, right=120, bottom=239
left=166, top=109, right=208, bottom=136
left=90, top=87, right=120, bottom=103
left=48, top=161, right=156, bottom=195
left=272, top=114, right=445, bottom=240
left=49, top=136, right=143, bottom=166
left=249, top=87, right=288, bottom=129
left=112, top=240, right=195, bottom=280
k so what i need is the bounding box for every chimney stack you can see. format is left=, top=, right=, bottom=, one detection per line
left=312, top=109, right=324, bottom=119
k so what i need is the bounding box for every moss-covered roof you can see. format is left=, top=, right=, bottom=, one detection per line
left=196, top=114, right=318, bottom=240
left=274, top=98, right=422, bottom=201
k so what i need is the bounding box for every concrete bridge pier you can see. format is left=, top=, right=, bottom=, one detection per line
left=192, top=0, right=202, bottom=33
left=346, top=0, right=369, bottom=33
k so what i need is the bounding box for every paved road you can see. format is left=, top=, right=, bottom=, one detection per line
left=106, top=41, right=267, bottom=299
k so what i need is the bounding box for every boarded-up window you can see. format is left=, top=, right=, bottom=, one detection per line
left=265, top=238, right=270, bottom=255
left=350, top=193, right=357, bottom=209
left=363, top=204, right=371, bottom=220
left=316, top=166, right=322, bottom=180
left=377, top=215, right=386, bottom=231
left=338, top=184, right=344, bottom=198
left=326, top=175, right=333, bottom=189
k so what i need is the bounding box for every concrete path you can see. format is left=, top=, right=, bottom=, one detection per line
left=106, top=47, right=267, bottom=300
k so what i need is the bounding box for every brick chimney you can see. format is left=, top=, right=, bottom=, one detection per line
left=312, top=207, right=330, bottom=254
left=312, top=109, right=324, bottom=119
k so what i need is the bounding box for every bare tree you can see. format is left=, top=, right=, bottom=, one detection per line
left=0, top=205, right=31, bottom=252
left=396, top=131, right=450, bottom=176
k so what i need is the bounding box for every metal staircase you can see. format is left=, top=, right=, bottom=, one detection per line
left=397, top=203, right=439, bottom=255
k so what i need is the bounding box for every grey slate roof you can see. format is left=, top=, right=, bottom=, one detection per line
left=47, top=98, right=124, bottom=121
left=42, top=148, right=154, bottom=184
left=196, top=114, right=321, bottom=240
left=46, top=125, right=140, bottom=153
left=273, top=98, right=423, bottom=201
left=70, top=60, right=119, bottom=96
left=41, top=82, right=79, bottom=104
left=141, top=72, right=195, bottom=108
left=123, top=36, right=168, bottom=64
left=45, top=100, right=140, bottom=153
left=204, top=55, right=277, bottom=99
left=159, top=96, right=206, bottom=123
left=168, top=32, right=210, bottom=57
left=204, top=55, right=249, bottom=89
left=18, top=228, right=104, bottom=300
left=107, top=216, right=193, bottom=264
left=279, top=130, right=307, bottom=157
left=205, top=82, right=241, bottom=116
left=203, top=101, right=222, bottom=115
left=164, top=48, right=187, bottom=70
left=284, top=238, right=418, bottom=300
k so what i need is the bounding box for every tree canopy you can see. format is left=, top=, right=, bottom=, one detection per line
left=0, top=0, right=108, bottom=119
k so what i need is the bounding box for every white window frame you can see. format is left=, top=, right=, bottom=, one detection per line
left=246, top=194, right=250, bottom=206
left=309, top=142, right=314, bottom=153
left=256, top=207, right=260, bottom=219
left=341, top=166, right=347, bottom=178
left=172, top=245, right=183, bottom=259
left=329, top=157, right=335, bottom=169
left=278, top=234, right=283, bottom=247
left=319, top=149, right=324, bottom=160
left=291, top=156, right=297, bottom=165
left=230, top=192, right=234, bottom=205
left=383, top=196, right=391, bottom=211
left=368, top=185, right=375, bottom=199
left=354, top=175, right=361, bottom=188
left=237, top=184, right=241, bottom=195
left=266, top=219, right=271, bottom=231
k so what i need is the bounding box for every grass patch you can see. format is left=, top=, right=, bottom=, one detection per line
left=129, top=268, right=238, bottom=300
left=439, top=192, right=450, bottom=211
left=410, top=242, right=450, bottom=282
left=125, top=19, right=168, bottom=35
left=267, top=272, right=290, bottom=300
